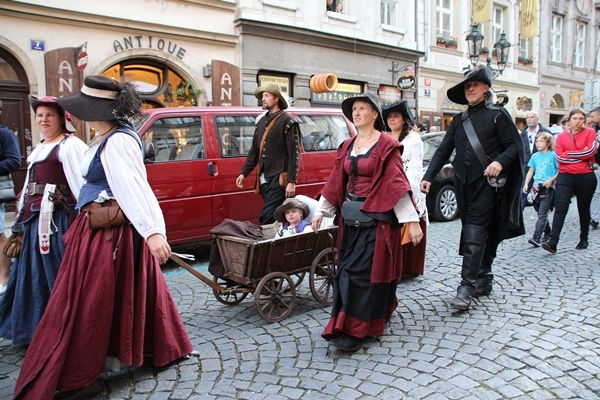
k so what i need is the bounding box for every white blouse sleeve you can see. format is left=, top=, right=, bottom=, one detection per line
left=401, top=132, right=428, bottom=218
left=316, top=195, right=337, bottom=218
left=393, top=192, right=420, bottom=223
left=100, top=133, right=166, bottom=240
left=57, top=136, right=88, bottom=200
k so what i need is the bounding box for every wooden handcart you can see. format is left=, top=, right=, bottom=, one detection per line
left=171, top=224, right=338, bottom=322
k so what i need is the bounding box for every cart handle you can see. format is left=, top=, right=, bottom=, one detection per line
left=169, top=254, right=225, bottom=292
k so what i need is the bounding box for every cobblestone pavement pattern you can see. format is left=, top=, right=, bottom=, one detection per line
left=0, top=206, right=599, bottom=399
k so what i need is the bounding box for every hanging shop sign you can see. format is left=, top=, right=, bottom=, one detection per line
left=311, top=81, right=362, bottom=106
left=211, top=60, right=241, bottom=106
left=397, top=73, right=416, bottom=90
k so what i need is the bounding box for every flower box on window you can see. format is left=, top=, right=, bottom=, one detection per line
left=445, top=36, right=458, bottom=49
left=518, top=56, right=534, bottom=65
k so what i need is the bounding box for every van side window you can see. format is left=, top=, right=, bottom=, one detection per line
left=296, top=115, right=351, bottom=152
left=215, top=115, right=258, bottom=157
left=144, top=116, right=205, bottom=161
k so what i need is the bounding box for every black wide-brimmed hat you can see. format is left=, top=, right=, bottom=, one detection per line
left=382, top=100, right=415, bottom=130
left=57, top=75, right=141, bottom=121
left=274, top=198, right=310, bottom=223
left=254, top=84, right=288, bottom=110
left=341, top=93, right=386, bottom=131
left=446, top=65, right=493, bottom=105
left=29, top=95, right=76, bottom=133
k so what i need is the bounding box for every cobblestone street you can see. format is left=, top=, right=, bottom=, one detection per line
left=1, top=205, right=599, bottom=399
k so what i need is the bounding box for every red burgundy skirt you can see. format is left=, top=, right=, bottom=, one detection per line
left=14, top=213, right=193, bottom=399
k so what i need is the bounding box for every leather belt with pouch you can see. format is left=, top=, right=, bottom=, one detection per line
left=341, top=194, right=376, bottom=228
left=81, top=199, right=128, bottom=240
left=27, top=182, right=71, bottom=196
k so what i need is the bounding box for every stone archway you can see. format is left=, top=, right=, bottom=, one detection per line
left=0, top=46, right=31, bottom=198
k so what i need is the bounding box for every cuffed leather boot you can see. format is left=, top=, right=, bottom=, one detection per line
left=450, top=225, right=488, bottom=310
left=474, top=246, right=495, bottom=297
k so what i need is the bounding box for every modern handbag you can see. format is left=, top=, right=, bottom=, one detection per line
left=341, top=200, right=376, bottom=228
left=0, top=174, right=17, bottom=203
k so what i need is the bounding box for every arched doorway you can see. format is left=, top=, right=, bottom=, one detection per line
left=102, top=59, right=206, bottom=108
left=0, top=47, right=31, bottom=202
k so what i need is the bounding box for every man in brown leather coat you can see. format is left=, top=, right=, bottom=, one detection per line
left=236, top=84, right=301, bottom=224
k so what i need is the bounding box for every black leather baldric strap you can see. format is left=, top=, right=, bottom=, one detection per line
left=461, top=111, right=491, bottom=169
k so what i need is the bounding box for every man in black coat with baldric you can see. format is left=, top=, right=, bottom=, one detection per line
left=420, top=66, right=524, bottom=311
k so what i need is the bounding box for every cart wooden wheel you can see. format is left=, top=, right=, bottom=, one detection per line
left=254, top=272, right=296, bottom=322
left=212, top=276, right=248, bottom=305
left=289, top=272, right=306, bottom=288
left=309, top=248, right=337, bottom=306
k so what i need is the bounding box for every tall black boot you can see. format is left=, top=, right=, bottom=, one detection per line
left=474, top=245, right=496, bottom=297
left=450, top=225, right=488, bottom=310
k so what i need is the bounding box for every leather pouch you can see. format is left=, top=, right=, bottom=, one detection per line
left=87, top=205, right=128, bottom=230
left=278, top=172, right=288, bottom=187
left=341, top=201, right=376, bottom=228
left=3, top=232, right=22, bottom=258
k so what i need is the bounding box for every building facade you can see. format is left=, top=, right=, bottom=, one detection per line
left=418, top=0, right=541, bottom=132
left=539, top=0, right=600, bottom=126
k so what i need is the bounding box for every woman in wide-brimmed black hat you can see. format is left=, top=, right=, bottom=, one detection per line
left=383, top=100, right=428, bottom=279
left=311, top=93, right=423, bottom=352
left=14, top=76, right=193, bottom=400
left=0, top=95, right=87, bottom=347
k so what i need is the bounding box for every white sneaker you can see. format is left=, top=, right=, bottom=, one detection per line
left=0, top=284, right=6, bottom=296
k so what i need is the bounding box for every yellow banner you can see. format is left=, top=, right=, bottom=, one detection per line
left=473, top=0, right=491, bottom=23
left=520, top=0, right=538, bottom=39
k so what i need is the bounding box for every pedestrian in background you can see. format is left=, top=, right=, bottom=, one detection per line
left=412, top=122, right=425, bottom=135
left=0, top=100, right=21, bottom=296
left=420, top=66, right=524, bottom=311
left=542, top=108, right=598, bottom=254
left=587, top=105, right=600, bottom=230
left=236, top=84, right=301, bottom=224
left=311, top=93, right=422, bottom=352
left=14, top=76, right=193, bottom=399
left=522, top=132, right=558, bottom=247
left=0, top=96, right=87, bottom=346
left=383, top=100, right=427, bottom=278
left=520, top=111, right=551, bottom=209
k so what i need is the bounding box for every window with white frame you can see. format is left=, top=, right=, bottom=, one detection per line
left=492, top=6, right=505, bottom=44
left=519, top=39, right=530, bottom=59
left=436, top=0, right=452, bottom=40
left=596, top=32, right=600, bottom=72
left=574, top=22, right=586, bottom=68
left=550, top=14, right=563, bottom=63
left=381, top=0, right=397, bottom=26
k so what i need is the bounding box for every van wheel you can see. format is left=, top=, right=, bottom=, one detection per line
left=432, top=184, right=458, bottom=221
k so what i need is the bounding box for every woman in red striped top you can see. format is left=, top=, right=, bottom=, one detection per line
left=542, top=108, right=599, bottom=253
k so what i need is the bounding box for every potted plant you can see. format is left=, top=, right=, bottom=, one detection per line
left=436, top=34, right=446, bottom=46
left=174, top=82, right=204, bottom=105
left=445, top=36, right=458, bottom=49
left=518, top=55, right=534, bottom=65
left=479, top=47, right=489, bottom=57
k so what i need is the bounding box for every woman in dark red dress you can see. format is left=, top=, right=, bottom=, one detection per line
left=311, top=93, right=423, bottom=352
left=14, top=76, right=193, bottom=399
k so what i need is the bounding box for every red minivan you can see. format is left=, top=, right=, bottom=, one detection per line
left=135, top=106, right=355, bottom=245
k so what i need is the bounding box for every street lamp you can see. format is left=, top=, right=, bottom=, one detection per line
left=465, top=24, right=511, bottom=79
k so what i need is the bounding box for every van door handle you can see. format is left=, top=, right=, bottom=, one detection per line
left=207, top=162, right=218, bottom=176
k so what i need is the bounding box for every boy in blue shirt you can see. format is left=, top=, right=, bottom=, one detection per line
left=523, top=132, right=558, bottom=246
